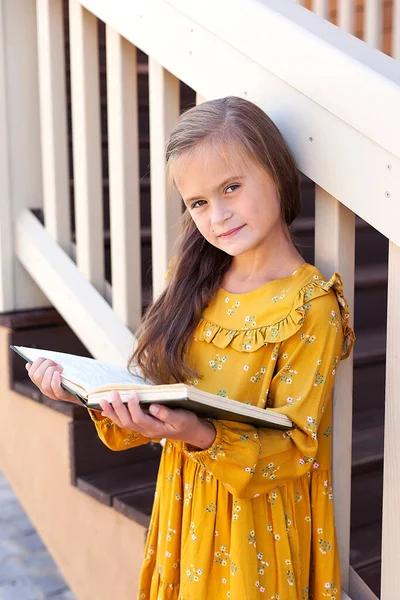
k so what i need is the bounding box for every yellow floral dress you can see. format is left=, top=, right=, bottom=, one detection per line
left=90, top=263, right=355, bottom=600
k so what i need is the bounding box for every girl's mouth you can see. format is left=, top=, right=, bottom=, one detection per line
left=218, top=225, right=245, bottom=238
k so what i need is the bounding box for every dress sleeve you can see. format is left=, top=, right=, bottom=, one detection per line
left=182, top=290, right=351, bottom=498
left=88, top=410, right=160, bottom=451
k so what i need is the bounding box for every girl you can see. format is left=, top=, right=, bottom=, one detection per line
left=27, top=96, right=354, bottom=600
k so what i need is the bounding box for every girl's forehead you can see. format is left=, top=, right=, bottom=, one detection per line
left=171, top=142, right=254, bottom=189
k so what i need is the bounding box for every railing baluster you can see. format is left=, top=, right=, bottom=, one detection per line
left=338, top=0, right=354, bottom=34
left=148, top=59, right=181, bottom=300
left=106, top=27, right=142, bottom=332
left=0, top=0, right=47, bottom=311
left=69, top=0, right=104, bottom=291
left=364, top=0, right=382, bottom=49
left=394, top=0, right=400, bottom=59
left=314, top=188, right=355, bottom=593
left=381, top=241, right=400, bottom=600
left=312, top=0, right=329, bottom=19
left=196, top=92, right=207, bottom=104
left=36, top=0, right=70, bottom=252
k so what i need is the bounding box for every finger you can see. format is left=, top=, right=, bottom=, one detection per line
left=110, top=391, right=135, bottom=428
left=125, top=392, right=150, bottom=425
left=29, top=358, right=62, bottom=386
left=99, top=397, right=124, bottom=428
left=148, top=403, right=174, bottom=423
left=41, top=365, right=63, bottom=398
left=49, top=370, right=76, bottom=402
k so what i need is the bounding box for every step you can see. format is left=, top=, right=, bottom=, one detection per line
left=350, top=521, right=382, bottom=598
left=113, top=484, right=156, bottom=528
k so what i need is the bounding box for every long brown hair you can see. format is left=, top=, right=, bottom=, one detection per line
left=130, top=96, right=301, bottom=384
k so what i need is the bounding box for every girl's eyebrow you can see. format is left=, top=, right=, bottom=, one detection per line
left=184, top=175, right=245, bottom=205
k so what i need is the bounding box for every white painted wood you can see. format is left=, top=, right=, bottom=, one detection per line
left=79, top=0, right=400, bottom=245
left=106, top=26, right=142, bottom=332
left=338, top=0, right=354, bottom=34
left=0, top=0, right=14, bottom=311
left=393, top=0, right=400, bottom=60
left=196, top=92, right=207, bottom=104
left=364, top=0, right=382, bottom=50
left=314, top=188, right=355, bottom=593
left=36, top=0, right=71, bottom=252
left=349, top=566, right=379, bottom=600
left=312, top=0, right=329, bottom=19
left=148, top=59, right=181, bottom=299
left=0, top=0, right=48, bottom=311
left=166, top=0, right=400, bottom=159
left=381, top=241, right=400, bottom=599
left=69, top=0, right=104, bottom=290
left=15, top=209, right=134, bottom=365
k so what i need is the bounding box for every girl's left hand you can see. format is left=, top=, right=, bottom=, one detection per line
left=98, top=391, right=216, bottom=450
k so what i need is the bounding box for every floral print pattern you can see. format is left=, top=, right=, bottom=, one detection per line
left=89, top=264, right=355, bottom=599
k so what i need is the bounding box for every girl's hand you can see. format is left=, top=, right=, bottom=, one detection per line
left=26, top=358, right=81, bottom=405
left=99, top=391, right=216, bottom=450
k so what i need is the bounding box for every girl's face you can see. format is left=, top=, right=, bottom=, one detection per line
left=173, top=143, right=285, bottom=260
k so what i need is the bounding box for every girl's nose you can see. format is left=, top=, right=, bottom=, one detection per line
left=211, top=202, right=233, bottom=226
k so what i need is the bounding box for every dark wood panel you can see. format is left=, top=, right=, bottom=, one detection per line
left=113, top=485, right=156, bottom=527
left=77, top=461, right=159, bottom=506
left=69, top=420, right=161, bottom=482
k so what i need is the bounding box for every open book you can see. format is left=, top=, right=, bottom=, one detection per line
left=11, top=345, right=293, bottom=430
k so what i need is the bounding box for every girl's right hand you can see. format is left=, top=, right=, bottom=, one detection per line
left=26, top=358, right=80, bottom=405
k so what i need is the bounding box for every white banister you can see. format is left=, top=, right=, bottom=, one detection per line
left=312, top=0, right=329, bottom=19
left=381, top=241, right=400, bottom=600
left=314, top=188, right=355, bottom=593
left=167, top=0, right=400, bottom=159
left=196, top=92, right=207, bottom=104
left=106, top=27, right=142, bottom=332
left=36, top=0, right=71, bottom=253
left=69, top=0, right=104, bottom=290
left=79, top=0, right=400, bottom=247
left=338, top=0, right=354, bottom=34
left=15, top=209, right=134, bottom=365
left=0, top=0, right=14, bottom=311
left=0, top=0, right=48, bottom=311
left=148, top=59, right=181, bottom=299
left=394, top=0, right=400, bottom=60
left=364, top=0, right=382, bottom=50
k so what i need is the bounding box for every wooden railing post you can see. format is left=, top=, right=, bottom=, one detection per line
left=381, top=241, right=400, bottom=599
left=315, top=188, right=355, bottom=593
left=106, top=27, right=142, bottom=332
left=69, top=0, right=104, bottom=291
left=365, top=0, right=382, bottom=50
left=36, top=0, right=71, bottom=253
left=148, top=60, right=181, bottom=300
left=0, top=0, right=48, bottom=312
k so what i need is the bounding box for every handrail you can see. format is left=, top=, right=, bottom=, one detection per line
left=81, top=0, right=400, bottom=246
left=168, top=0, right=400, bottom=158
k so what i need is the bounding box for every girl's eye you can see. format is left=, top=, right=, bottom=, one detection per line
left=225, top=184, right=240, bottom=194
left=190, top=199, right=207, bottom=209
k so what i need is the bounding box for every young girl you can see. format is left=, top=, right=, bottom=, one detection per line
left=27, top=96, right=354, bottom=600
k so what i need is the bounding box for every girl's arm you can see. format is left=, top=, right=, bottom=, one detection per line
left=182, top=292, right=349, bottom=498
left=90, top=390, right=216, bottom=451
left=87, top=409, right=159, bottom=451
left=25, top=357, right=156, bottom=451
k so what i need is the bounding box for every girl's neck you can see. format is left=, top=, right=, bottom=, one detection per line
left=222, top=235, right=305, bottom=294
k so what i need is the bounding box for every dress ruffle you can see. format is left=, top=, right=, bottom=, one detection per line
left=194, top=272, right=355, bottom=360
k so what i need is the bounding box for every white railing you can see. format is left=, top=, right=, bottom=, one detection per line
left=1, top=0, right=399, bottom=597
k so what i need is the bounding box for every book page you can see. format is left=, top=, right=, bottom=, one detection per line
left=13, top=346, right=154, bottom=393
